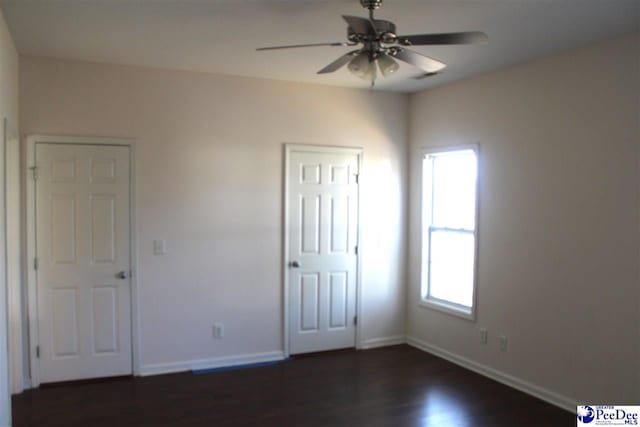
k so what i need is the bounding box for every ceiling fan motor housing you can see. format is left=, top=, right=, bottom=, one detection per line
left=347, top=19, right=396, bottom=43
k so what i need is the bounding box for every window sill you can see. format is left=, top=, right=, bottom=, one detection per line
left=419, top=299, right=476, bottom=321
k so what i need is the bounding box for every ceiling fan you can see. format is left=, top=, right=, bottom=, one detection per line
left=257, top=0, right=487, bottom=86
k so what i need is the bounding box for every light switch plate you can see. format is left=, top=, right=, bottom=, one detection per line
left=153, top=239, right=166, bottom=255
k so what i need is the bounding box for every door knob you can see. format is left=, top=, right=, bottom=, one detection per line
left=116, top=271, right=128, bottom=280
left=289, top=261, right=301, bottom=268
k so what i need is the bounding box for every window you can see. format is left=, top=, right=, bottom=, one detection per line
left=420, top=146, right=478, bottom=319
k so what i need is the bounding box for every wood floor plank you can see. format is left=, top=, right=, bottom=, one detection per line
left=12, top=345, right=574, bottom=426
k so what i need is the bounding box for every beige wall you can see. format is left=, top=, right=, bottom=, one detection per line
left=407, top=33, right=640, bottom=407
left=0, top=6, right=18, bottom=425
left=19, top=57, right=409, bottom=372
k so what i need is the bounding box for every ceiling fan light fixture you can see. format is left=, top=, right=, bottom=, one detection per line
left=377, top=53, right=400, bottom=77
left=368, top=60, right=377, bottom=84
left=347, top=52, right=373, bottom=79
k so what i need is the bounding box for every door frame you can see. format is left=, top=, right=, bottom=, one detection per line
left=25, top=135, right=140, bottom=388
left=4, top=119, right=21, bottom=395
left=282, top=144, right=363, bottom=357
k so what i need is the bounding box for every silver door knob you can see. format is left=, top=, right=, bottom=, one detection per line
left=116, top=271, right=128, bottom=280
left=289, top=261, right=301, bottom=268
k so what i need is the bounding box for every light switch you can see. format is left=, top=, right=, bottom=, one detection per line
left=153, top=239, right=166, bottom=255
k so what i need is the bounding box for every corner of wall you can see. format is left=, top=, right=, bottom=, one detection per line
left=0, top=4, right=19, bottom=424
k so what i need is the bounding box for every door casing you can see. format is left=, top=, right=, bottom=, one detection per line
left=282, top=144, right=363, bottom=357
left=25, top=135, right=140, bottom=387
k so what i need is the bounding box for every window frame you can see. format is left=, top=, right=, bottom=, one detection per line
left=419, top=144, right=480, bottom=321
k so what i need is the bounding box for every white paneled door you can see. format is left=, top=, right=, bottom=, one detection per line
left=35, top=143, right=132, bottom=383
left=287, top=147, right=360, bottom=355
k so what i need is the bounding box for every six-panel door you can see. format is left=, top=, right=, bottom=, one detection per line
left=35, top=143, right=132, bottom=383
left=288, top=149, right=359, bottom=354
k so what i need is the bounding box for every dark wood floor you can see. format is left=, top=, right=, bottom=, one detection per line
left=13, top=345, right=574, bottom=427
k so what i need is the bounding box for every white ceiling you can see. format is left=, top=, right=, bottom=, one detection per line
left=1, top=0, right=638, bottom=93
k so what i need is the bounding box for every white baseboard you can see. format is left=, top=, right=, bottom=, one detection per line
left=359, top=335, right=406, bottom=350
left=406, top=336, right=577, bottom=413
left=139, top=350, right=286, bottom=377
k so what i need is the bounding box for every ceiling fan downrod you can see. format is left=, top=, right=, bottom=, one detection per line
left=360, top=0, right=382, bottom=26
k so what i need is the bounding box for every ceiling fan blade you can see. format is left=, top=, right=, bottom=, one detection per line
left=390, top=48, right=446, bottom=73
left=398, top=31, right=488, bottom=46
left=342, top=15, right=376, bottom=35
left=317, top=50, right=361, bottom=74
left=257, top=42, right=351, bottom=51
left=413, top=72, right=440, bottom=80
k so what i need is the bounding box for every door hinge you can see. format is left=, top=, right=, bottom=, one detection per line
left=355, top=174, right=359, bottom=184
left=34, top=257, right=39, bottom=270
left=353, top=316, right=358, bottom=326
left=35, top=346, right=40, bottom=359
left=354, top=245, right=358, bottom=255
left=30, top=166, right=38, bottom=181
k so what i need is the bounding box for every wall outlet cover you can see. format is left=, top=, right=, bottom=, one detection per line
left=479, top=328, right=488, bottom=344
left=499, top=335, right=507, bottom=352
left=213, top=323, right=224, bottom=339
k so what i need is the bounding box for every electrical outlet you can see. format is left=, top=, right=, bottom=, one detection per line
left=213, top=323, right=224, bottom=339
left=499, top=335, right=507, bottom=352
left=479, top=328, right=488, bottom=344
